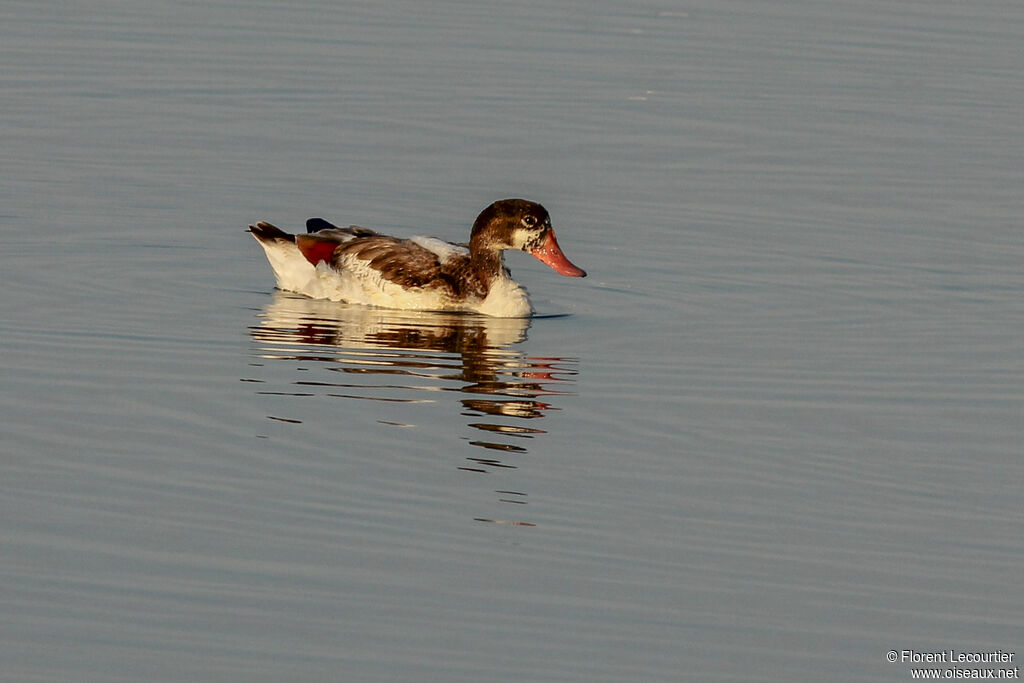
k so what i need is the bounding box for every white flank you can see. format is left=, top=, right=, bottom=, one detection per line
left=254, top=238, right=318, bottom=293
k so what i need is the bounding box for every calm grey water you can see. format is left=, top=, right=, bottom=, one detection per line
left=3, top=0, right=1023, bottom=681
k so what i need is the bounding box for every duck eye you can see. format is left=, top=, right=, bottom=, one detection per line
left=522, top=215, right=537, bottom=227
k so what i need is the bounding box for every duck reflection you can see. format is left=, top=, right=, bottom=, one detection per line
left=247, top=292, right=580, bottom=526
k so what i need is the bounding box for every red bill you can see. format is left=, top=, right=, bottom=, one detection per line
left=530, top=230, right=587, bottom=277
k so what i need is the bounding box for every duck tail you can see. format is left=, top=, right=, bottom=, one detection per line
left=248, top=221, right=295, bottom=243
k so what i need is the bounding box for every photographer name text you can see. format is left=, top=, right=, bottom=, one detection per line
left=901, top=651, right=1015, bottom=665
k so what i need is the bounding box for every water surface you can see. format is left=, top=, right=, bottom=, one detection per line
left=3, top=0, right=1023, bottom=681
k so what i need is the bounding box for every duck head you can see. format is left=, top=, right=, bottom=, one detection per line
left=470, top=199, right=587, bottom=277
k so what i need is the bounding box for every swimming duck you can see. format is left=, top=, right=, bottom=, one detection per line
left=249, top=198, right=586, bottom=317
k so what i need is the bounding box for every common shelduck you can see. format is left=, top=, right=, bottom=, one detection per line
left=249, top=199, right=586, bottom=317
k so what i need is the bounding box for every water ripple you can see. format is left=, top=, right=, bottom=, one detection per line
left=246, top=292, right=581, bottom=525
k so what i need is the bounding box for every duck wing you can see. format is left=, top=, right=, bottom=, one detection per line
left=332, top=236, right=447, bottom=289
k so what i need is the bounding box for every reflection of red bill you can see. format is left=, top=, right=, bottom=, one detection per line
left=521, top=371, right=556, bottom=381
left=530, top=230, right=587, bottom=277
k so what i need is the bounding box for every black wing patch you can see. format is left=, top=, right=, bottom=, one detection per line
left=306, top=217, right=338, bottom=233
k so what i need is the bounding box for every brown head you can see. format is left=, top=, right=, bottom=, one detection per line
left=469, top=199, right=587, bottom=277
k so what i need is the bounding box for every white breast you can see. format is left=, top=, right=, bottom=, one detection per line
left=474, top=272, right=533, bottom=317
